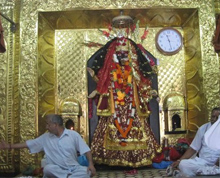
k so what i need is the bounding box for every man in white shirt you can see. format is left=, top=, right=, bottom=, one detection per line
left=0, top=114, right=96, bottom=178
left=170, top=107, right=220, bottom=177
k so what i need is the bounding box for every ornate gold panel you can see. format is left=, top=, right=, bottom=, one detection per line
left=0, top=0, right=219, bottom=174
left=41, top=8, right=197, bottom=29
left=38, top=13, right=56, bottom=136
left=0, top=0, right=21, bottom=174
left=55, top=30, right=99, bottom=141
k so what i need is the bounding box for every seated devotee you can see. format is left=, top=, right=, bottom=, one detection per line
left=65, top=118, right=75, bottom=130
left=0, top=114, right=96, bottom=178
left=167, top=107, right=220, bottom=177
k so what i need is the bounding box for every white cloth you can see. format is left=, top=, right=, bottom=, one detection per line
left=197, top=165, right=220, bottom=175
left=190, top=122, right=211, bottom=152
left=190, top=122, right=220, bottom=165
left=179, top=157, right=210, bottom=177
left=204, top=117, right=220, bottom=150
left=43, top=164, right=90, bottom=178
left=179, top=122, right=220, bottom=177
left=26, top=129, right=90, bottom=178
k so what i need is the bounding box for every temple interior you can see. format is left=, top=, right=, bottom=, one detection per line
left=0, top=0, right=220, bottom=177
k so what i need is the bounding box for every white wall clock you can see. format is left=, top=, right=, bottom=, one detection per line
left=155, top=27, right=183, bottom=55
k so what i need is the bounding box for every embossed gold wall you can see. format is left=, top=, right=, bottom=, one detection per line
left=0, top=0, right=21, bottom=174
left=55, top=30, right=99, bottom=141
left=38, top=13, right=55, bottom=136
left=0, top=0, right=219, bottom=174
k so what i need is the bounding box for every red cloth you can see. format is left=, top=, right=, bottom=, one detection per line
left=169, top=147, right=181, bottom=161
left=0, top=15, right=6, bottom=53
left=98, top=95, right=109, bottom=110
left=152, top=152, right=164, bottom=163
left=96, top=41, right=117, bottom=94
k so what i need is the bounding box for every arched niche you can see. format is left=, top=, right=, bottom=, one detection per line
left=163, top=92, right=187, bottom=134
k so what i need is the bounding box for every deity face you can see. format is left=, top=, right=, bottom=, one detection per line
left=120, top=58, right=128, bottom=66
left=116, top=51, right=128, bottom=65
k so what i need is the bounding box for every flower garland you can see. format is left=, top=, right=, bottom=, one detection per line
left=112, top=61, right=132, bottom=105
left=111, top=40, right=136, bottom=146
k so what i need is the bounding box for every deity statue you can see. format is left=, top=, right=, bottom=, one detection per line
left=87, top=12, right=162, bottom=167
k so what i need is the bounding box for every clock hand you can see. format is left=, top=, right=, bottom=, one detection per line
left=166, top=35, right=172, bottom=49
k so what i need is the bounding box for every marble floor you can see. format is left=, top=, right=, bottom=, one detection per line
left=11, top=165, right=220, bottom=178
left=92, top=165, right=169, bottom=178
left=93, top=168, right=168, bottom=178
left=93, top=165, right=220, bottom=178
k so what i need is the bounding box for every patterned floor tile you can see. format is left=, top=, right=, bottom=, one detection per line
left=93, top=167, right=168, bottom=178
left=93, top=166, right=220, bottom=178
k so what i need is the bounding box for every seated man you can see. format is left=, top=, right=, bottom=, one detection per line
left=0, top=114, right=96, bottom=178
left=170, top=107, right=220, bottom=177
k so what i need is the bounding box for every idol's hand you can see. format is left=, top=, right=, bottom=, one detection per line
left=156, top=97, right=160, bottom=103
left=88, top=90, right=98, bottom=98
left=87, top=67, right=95, bottom=77
left=87, top=67, right=99, bottom=82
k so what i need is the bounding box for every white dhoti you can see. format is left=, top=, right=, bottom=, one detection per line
left=43, top=164, right=90, bottom=178
left=179, top=157, right=210, bottom=177
left=197, top=165, right=220, bottom=175
left=178, top=117, right=220, bottom=177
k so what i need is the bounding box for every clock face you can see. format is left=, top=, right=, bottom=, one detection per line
left=155, top=28, right=183, bottom=55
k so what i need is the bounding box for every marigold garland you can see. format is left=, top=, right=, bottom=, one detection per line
left=111, top=39, right=136, bottom=146
left=114, top=118, right=134, bottom=146
left=112, top=61, right=132, bottom=105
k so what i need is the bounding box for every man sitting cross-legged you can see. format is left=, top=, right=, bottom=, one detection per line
left=168, top=107, right=220, bottom=177
left=0, top=114, right=96, bottom=178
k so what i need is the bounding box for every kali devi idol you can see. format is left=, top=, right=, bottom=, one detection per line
left=87, top=12, right=162, bottom=167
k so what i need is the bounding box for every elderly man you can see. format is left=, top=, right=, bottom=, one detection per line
left=169, top=107, right=220, bottom=177
left=0, top=114, right=96, bottom=178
